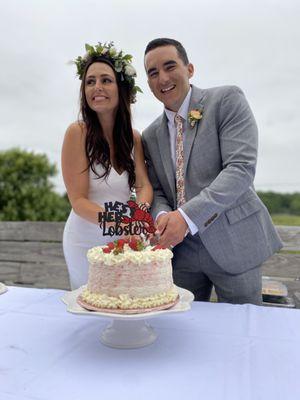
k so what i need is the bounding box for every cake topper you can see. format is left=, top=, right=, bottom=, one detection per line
left=98, top=201, right=156, bottom=237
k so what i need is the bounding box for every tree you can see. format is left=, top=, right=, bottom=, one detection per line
left=257, top=191, right=300, bottom=215
left=290, top=194, right=300, bottom=215
left=0, top=148, right=70, bottom=221
left=257, top=191, right=284, bottom=214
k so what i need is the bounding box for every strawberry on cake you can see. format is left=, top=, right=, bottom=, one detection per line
left=77, top=238, right=179, bottom=314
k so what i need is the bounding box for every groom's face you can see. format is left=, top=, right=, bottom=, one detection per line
left=145, top=45, right=194, bottom=112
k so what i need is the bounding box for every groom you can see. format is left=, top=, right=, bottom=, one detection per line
left=142, top=38, right=282, bottom=305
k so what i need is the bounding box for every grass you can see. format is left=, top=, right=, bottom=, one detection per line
left=271, top=214, right=300, bottom=226
left=279, top=250, right=300, bottom=254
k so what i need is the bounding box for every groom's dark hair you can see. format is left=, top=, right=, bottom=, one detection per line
left=144, top=38, right=189, bottom=65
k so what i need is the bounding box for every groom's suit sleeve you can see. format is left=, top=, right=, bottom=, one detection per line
left=181, top=86, right=259, bottom=234
left=142, top=134, right=172, bottom=219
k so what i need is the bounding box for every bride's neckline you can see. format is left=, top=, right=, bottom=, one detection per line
left=111, top=166, right=126, bottom=176
left=91, top=162, right=126, bottom=177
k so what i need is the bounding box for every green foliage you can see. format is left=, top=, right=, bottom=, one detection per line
left=271, top=214, right=300, bottom=226
left=257, top=191, right=300, bottom=215
left=0, top=148, right=70, bottom=221
left=290, top=195, right=300, bottom=215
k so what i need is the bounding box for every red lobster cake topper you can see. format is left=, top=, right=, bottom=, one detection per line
left=98, top=201, right=155, bottom=237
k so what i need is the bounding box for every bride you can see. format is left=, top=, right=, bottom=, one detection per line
left=61, top=42, right=153, bottom=289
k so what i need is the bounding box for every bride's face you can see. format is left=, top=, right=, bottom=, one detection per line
left=84, top=62, right=119, bottom=115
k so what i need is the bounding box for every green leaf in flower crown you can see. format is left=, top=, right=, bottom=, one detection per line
left=85, top=44, right=94, bottom=53
left=135, top=86, right=143, bottom=93
left=95, top=44, right=103, bottom=54
left=123, top=54, right=133, bottom=61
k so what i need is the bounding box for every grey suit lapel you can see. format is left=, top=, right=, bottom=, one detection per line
left=184, top=86, right=205, bottom=175
left=156, top=113, right=176, bottom=199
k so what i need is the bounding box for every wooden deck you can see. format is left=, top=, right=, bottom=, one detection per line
left=0, top=222, right=299, bottom=306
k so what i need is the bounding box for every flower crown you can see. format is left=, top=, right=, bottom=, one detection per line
left=72, top=42, right=142, bottom=102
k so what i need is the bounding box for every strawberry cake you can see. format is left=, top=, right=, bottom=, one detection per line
left=77, top=238, right=179, bottom=314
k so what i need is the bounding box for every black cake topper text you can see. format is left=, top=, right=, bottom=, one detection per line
left=98, top=201, right=155, bottom=236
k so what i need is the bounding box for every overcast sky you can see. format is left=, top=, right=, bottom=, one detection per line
left=1, top=0, right=299, bottom=194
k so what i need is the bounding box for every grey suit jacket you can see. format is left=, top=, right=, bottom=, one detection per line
left=142, top=85, right=283, bottom=274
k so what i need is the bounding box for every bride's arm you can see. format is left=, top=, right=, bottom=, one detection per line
left=133, top=130, right=153, bottom=206
left=61, top=122, right=104, bottom=224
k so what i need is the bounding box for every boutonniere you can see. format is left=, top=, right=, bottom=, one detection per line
left=188, top=108, right=203, bottom=128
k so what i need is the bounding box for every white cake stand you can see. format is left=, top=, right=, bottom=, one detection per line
left=62, top=286, right=194, bottom=349
left=0, top=282, right=7, bottom=295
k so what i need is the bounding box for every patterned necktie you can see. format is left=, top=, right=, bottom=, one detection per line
left=174, top=114, right=186, bottom=207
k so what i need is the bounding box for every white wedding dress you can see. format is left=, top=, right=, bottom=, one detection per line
left=63, top=164, right=131, bottom=289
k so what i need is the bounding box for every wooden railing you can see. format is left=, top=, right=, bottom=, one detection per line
left=0, top=222, right=299, bottom=291
left=0, top=222, right=69, bottom=289
left=262, top=226, right=300, bottom=281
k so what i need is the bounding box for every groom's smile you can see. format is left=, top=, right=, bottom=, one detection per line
left=161, top=85, right=176, bottom=93
left=145, top=45, right=194, bottom=112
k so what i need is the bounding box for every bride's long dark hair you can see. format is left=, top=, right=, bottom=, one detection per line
left=79, top=56, right=135, bottom=190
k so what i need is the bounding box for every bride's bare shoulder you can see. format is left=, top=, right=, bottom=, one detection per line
left=65, top=121, right=87, bottom=138
left=64, top=121, right=86, bottom=145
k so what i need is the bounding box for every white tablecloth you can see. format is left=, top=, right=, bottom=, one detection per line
left=1, top=286, right=300, bottom=400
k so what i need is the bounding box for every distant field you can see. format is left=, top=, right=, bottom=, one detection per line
left=271, top=214, right=300, bottom=226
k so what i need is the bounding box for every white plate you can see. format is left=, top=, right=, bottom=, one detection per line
left=62, top=285, right=194, bottom=320
left=0, top=283, right=7, bottom=295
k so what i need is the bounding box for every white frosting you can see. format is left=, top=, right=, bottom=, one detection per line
left=87, top=244, right=173, bottom=266
left=80, top=287, right=178, bottom=309
left=83, top=243, right=178, bottom=311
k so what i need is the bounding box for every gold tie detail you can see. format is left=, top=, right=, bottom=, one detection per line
left=175, top=114, right=185, bottom=207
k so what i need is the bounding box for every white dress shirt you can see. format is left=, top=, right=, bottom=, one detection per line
left=157, top=87, right=198, bottom=235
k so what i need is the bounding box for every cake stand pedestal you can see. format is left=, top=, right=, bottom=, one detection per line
left=62, top=286, right=194, bottom=349
left=100, top=319, right=157, bottom=348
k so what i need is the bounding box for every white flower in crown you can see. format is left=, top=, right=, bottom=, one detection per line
left=125, top=64, right=137, bottom=77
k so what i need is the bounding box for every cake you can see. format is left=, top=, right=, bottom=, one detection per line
left=77, top=238, right=179, bottom=314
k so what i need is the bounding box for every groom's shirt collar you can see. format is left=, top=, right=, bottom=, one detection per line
left=164, top=86, right=192, bottom=124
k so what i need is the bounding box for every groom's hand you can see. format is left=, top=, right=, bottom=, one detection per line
left=158, top=210, right=188, bottom=248
left=155, top=213, right=169, bottom=236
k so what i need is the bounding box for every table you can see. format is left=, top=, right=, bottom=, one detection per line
left=1, top=286, right=300, bottom=400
